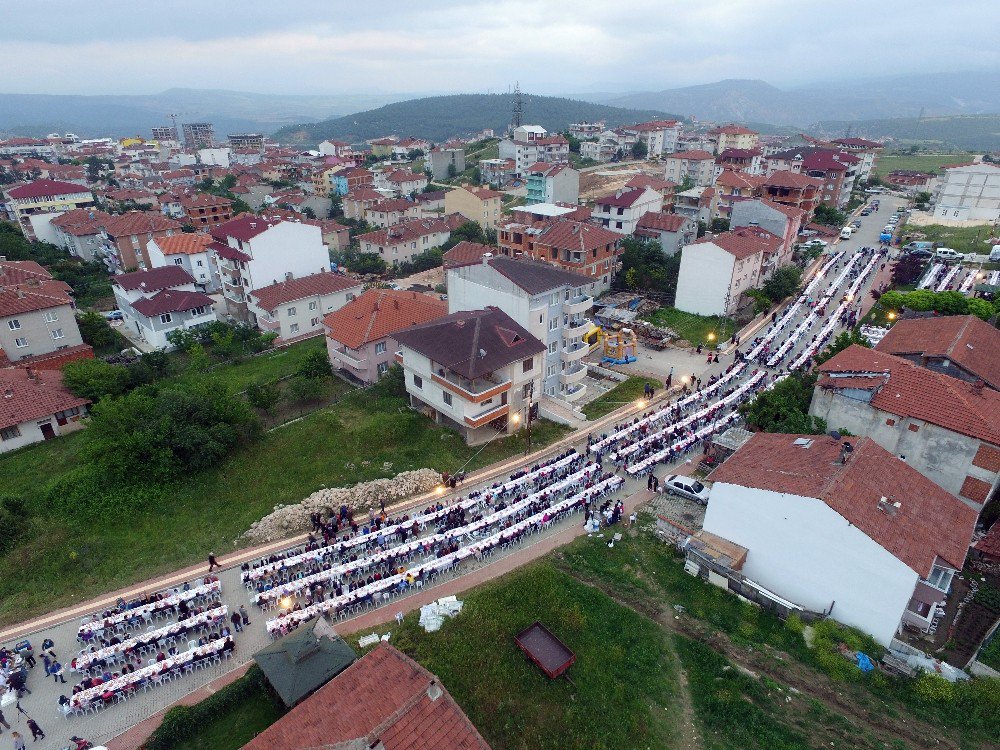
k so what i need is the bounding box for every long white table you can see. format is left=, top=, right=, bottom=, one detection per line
left=77, top=581, right=222, bottom=638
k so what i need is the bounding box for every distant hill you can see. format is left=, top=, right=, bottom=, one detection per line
left=812, top=114, right=1000, bottom=151
left=272, top=93, right=680, bottom=145
left=0, top=89, right=409, bottom=139
left=584, top=71, right=1000, bottom=127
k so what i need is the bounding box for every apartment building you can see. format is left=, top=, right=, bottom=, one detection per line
left=146, top=233, right=219, bottom=291
left=499, top=126, right=570, bottom=176
left=112, top=266, right=216, bottom=350
left=180, top=193, right=234, bottom=227
left=934, top=162, right=1000, bottom=222
left=444, top=185, right=503, bottom=229
left=365, top=198, right=421, bottom=228
left=356, top=214, right=465, bottom=266
left=498, top=218, right=621, bottom=292
left=4, top=179, right=96, bottom=241
left=622, top=120, right=681, bottom=157
left=662, top=151, right=716, bottom=187
left=706, top=124, right=760, bottom=154
left=247, top=272, right=362, bottom=344
left=525, top=163, right=580, bottom=205
left=591, top=186, right=663, bottom=234
left=99, top=211, right=184, bottom=273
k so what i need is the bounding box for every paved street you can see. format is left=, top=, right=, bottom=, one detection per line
left=0, top=196, right=899, bottom=750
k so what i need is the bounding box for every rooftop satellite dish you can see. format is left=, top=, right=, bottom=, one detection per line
left=828, top=430, right=842, bottom=441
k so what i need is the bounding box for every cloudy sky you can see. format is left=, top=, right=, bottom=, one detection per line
left=3, top=0, right=997, bottom=95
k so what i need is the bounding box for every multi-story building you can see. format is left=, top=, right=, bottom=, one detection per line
left=324, top=289, right=447, bottom=383
left=365, top=198, right=420, bottom=228
left=761, top=170, right=823, bottom=215
left=227, top=133, right=265, bottom=151
left=146, top=233, right=219, bottom=291
left=568, top=122, right=604, bottom=139
left=112, top=266, right=216, bottom=350
left=356, top=215, right=465, bottom=266
left=478, top=158, right=516, bottom=187
left=662, top=151, right=716, bottom=187
left=624, top=174, right=677, bottom=211
left=343, top=188, right=384, bottom=220
left=634, top=212, right=697, bottom=256
left=715, top=148, right=764, bottom=176
left=711, top=170, right=764, bottom=221
left=674, top=227, right=782, bottom=317
left=706, top=124, right=759, bottom=155
left=831, top=138, right=883, bottom=182
left=525, top=163, right=580, bottom=205
left=499, top=126, right=569, bottom=176
left=0, top=260, right=89, bottom=367
left=4, top=179, right=96, bottom=241
left=622, top=120, right=681, bottom=157
left=49, top=209, right=111, bottom=262
left=812, top=344, right=1000, bottom=512
left=497, top=218, right=621, bottom=291
left=182, top=122, right=215, bottom=149
left=729, top=198, right=805, bottom=273
left=428, top=147, right=466, bottom=180
left=395, top=306, right=546, bottom=444
left=591, top=186, right=663, bottom=234
left=247, top=272, right=362, bottom=344
left=447, top=255, right=594, bottom=403
left=673, top=186, right=714, bottom=224
left=151, top=126, right=178, bottom=143
left=99, top=211, right=184, bottom=273
left=377, top=169, right=428, bottom=197
left=933, top=162, right=1000, bottom=222
left=318, top=140, right=352, bottom=157
left=209, top=215, right=331, bottom=322
left=180, top=193, right=234, bottom=227
left=765, top=148, right=860, bottom=209
left=579, top=137, right=620, bottom=164
left=444, top=185, right=503, bottom=229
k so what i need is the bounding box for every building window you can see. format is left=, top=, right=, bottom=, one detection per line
left=174, top=258, right=184, bottom=265
left=287, top=306, right=296, bottom=316
left=548, top=341, right=557, bottom=354
left=926, top=566, right=954, bottom=592
left=0, top=426, right=21, bottom=441
left=50, top=328, right=64, bottom=340
left=548, top=317, right=558, bottom=331
left=159, top=313, right=172, bottom=324
left=14, top=337, right=28, bottom=348
left=7, top=319, right=20, bottom=330
left=290, top=323, right=300, bottom=333
left=522, top=383, right=533, bottom=398
left=375, top=342, right=387, bottom=355
left=442, top=391, right=453, bottom=407
left=196, top=260, right=204, bottom=267
left=413, top=374, right=423, bottom=389
left=309, top=301, right=317, bottom=311
left=377, top=362, right=389, bottom=376
left=522, top=357, right=533, bottom=373
left=310, top=317, right=320, bottom=326
left=44, top=311, right=59, bottom=323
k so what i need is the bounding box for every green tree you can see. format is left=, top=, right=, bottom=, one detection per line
left=710, top=218, right=730, bottom=233
left=446, top=163, right=457, bottom=178
left=891, top=255, right=927, bottom=287
left=761, top=265, right=802, bottom=302
left=187, top=342, right=212, bottom=372
left=245, top=380, right=281, bottom=412
left=166, top=328, right=202, bottom=352
left=441, top=221, right=490, bottom=250
left=739, top=373, right=827, bottom=434
left=287, top=375, right=324, bottom=407
left=62, top=358, right=131, bottom=402
left=967, top=297, right=997, bottom=321
left=914, top=191, right=933, bottom=206
left=813, top=203, right=847, bottom=227
left=302, top=207, right=317, bottom=220
left=77, top=311, right=119, bottom=352
left=814, top=329, right=870, bottom=366
left=0, top=495, right=28, bottom=554
left=630, top=140, right=648, bottom=159
left=297, top=348, right=333, bottom=379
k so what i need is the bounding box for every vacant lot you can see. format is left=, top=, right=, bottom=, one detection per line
left=899, top=223, right=998, bottom=256
left=874, top=153, right=977, bottom=177
left=644, top=306, right=729, bottom=347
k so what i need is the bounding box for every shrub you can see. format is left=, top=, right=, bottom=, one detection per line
left=62, top=358, right=131, bottom=402
left=297, top=348, right=333, bottom=379
left=913, top=673, right=955, bottom=703
left=0, top=495, right=27, bottom=554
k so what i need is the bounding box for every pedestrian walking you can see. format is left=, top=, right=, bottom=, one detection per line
left=26, top=718, right=44, bottom=742
left=40, top=639, right=55, bottom=659
left=207, top=552, right=219, bottom=573
left=0, top=708, right=10, bottom=731
left=230, top=611, right=243, bottom=633
left=11, top=732, right=24, bottom=750
left=49, top=660, right=66, bottom=684
left=239, top=605, right=250, bottom=626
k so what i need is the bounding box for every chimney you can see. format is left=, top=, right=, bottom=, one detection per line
left=25, top=367, right=37, bottom=381
left=3, top=388, right=12, bottom=399
left=972, top=380, right=985, bottom=394
left=426, top=680, right=442, bottom=701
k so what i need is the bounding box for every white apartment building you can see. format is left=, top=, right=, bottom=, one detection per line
left=662, top=151, right=716, bottom=187
left=499, top=125, right=570, bottom=176
left=112, top=266, right=216, bottom=350
left=146, top=233, right=220, bottom=292
left=247, top=272, right=362, bottom=344
left=591, top=187, right=663, bottom=235
left=934, top=162, right=1000, bottom=222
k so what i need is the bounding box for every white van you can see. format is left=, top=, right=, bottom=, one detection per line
left=934, top=248, right=964, bottom=262
left=839, top=227, right=853, bottom=240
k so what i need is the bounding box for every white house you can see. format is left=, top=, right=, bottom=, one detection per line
left=247, top=272, right=363, bottom=344
left=0, top=367, right=89, bottom=454
left=208, top=215, right=331, bottom=322
left=112, top=266, right=217, bottom=350
left=933, top=162, right=1000, bottom=222
left=662, top=151, right=716, bottom=187
left=447, top=255, right=595, bottom=404
left=394, top=307, right=546, bottom=444
left=622, top=120, right=681, bottom=157
left=590, top=187, right=663, bottom=235
left=146, top=233, right=220, bottom=292
left=499, top=126, right=570, bottom=176
left=697, top=433, right=977, bottom=645
left=674, top=227, right=781, bottom=316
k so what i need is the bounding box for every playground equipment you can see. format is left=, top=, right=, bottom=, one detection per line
left=601, top=327, right=638, bottom=365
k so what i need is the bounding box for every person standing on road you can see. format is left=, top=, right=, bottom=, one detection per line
left=208, top=552, right=219, bottom=573
left=230, top=611, right=243, bottom=633
left=239, top=605, right=250, bottom=627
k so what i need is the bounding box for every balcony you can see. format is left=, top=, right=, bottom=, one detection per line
left=332, top=347, right=366, bottom=369
left=432, top=370, right=511, bottom=404
left=563, top=294, right=593, bottom=315
left=563, top=383, right=587, bottom=401
left=561, top=341, right=589, bottom=363
left=560, top=363, right=588, bottom=385
left=257, top=317, right=280, bottom=333
left=563, top=318, right=589, bottom=339
left=464, top=402, right=509, bottom=428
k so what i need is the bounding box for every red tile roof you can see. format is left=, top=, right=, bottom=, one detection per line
left=100, top=211, right=181, bottom=238
left=346, top=187, right=384, bottom=202
left=665, top=149, right=714, bottom=160
left=131, top=289, right=214, bottom=317
left=456, top=185, right=503, bottom=200
left=535, top=220, right=620, bottom=253
left=625, top=174, right=676, bottom=192
left=629, top=119, right=680, bottom=131
left=595, top=186, right=657, bottom=208
left=636, top=211, right=691, bottom=232
left=817, top=345, right=1000, bottom=446
left=369, top=198, right=417, bottom=214
left=714, top=170, right=765, bottom=191
left=0, top=367, right=90, bottom=430
left=114, top=265, right=194, bottom=292
left=974, top=522, right=1000, bottom=560
left=694, top=226, right=780, bottom=260
left=249, top=272, right=361, bottom=311
left=709, top=124, right=757, bottom=136
left=324, top=289, right=447, bottom=349
left=875, top=315, right=1000, bottom=391
left=180, top=193, right=232, bottom=210
left=443, top=240, right=494, bottom=269
left=243, top=644, right=491, bottom=750
left=6, top=179, right=93, bottom=200
left=0, top=260, right=73, bottom=316
left=50, top=208, right=111, bottom=236
left=763, top=170, right=823, bottom=190
left=385, top=169, right=425, bottom=184
left=212, top=214, right=285, bottom=242
left=358, top=215, right=464, bottom=248
left=758, top=198, right=807, bottom=221
left=709, top=433, right=977, bottom=573
left=154, top=233, right=213, bottom=256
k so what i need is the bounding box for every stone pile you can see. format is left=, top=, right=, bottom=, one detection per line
left=242, top=468, right=442, bottom=544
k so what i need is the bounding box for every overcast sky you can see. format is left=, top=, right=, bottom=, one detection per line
left=3, top=0, right=997, bottom=95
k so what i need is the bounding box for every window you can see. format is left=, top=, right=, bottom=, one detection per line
left=926, top=566, right=954, bottom=592
left=310, top=317, right=320, bottom=326
left=196, top=260, right=204, bottom=267
left=174, top=258, right=184, bottom=266
left=7, top=319, right=20, bottom=330
left=442, top=391, right=453, bottom=406
left=413, top=374, right=423, bottom=389
left=159, top=313, right=172, bottom=324
left=548, top=317, right=558, bottom=331
left=0, top=426, right=21, bottom=441
left=549, top=293, right=559, bottom=306
left=14, top=337, right=28, bottom=348
left=522, top=383, right=533, bottom=398
left=50, top=328, right=64, bottom=340
left=377, top=362, right=389, bottom=376
left=44, top=311, right=59, bottom=323
left=308, top=301, right=317, bottom=311
left=290, top=323, right=300, bottom=333
left=522, top=357, right=533, bottom=373
left=287, top=306, right=297, bottom=317
left=548, top=341, right=557, bottom=354
left=375, top=342, right=387, bottom=355
left=546, top=364, right=557, bottom=377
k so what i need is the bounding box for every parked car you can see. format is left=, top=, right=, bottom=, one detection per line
left=803, top=239, right=828, bottom=249
left=903, top=241, right=934, bottom=252
left=851, top=219, right=862, bottom=228
left=990, top=244, right=1000, bottom=262
left=839, top=227, right=854, bottom=239
left=860, top=208, right=872, bottom=216
left=662, top=475, right=710, bottom=504
left=907, top=248, right=933, bottom=258
left=101, top=310, right=124, bottom=321
left=934, top=248, right=965, bottom=262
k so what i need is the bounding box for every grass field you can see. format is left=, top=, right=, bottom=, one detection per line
left=0, top=373, right=569, bottom=625
left=581, top=376, right=649, bottom=420
left=874, top=153, right=977, bottom=177
left=644, top=306, right=729, bottom=346
left=899, top=223, right=997, bottom=256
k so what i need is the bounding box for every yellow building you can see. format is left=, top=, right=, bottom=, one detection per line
left=708, top=125, right=760, bottom=154
left=5, top=179, right=95, bottom=240
left=444, top=185, right=503, bottom=230
left=369, top=138, right=396, bottom=158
